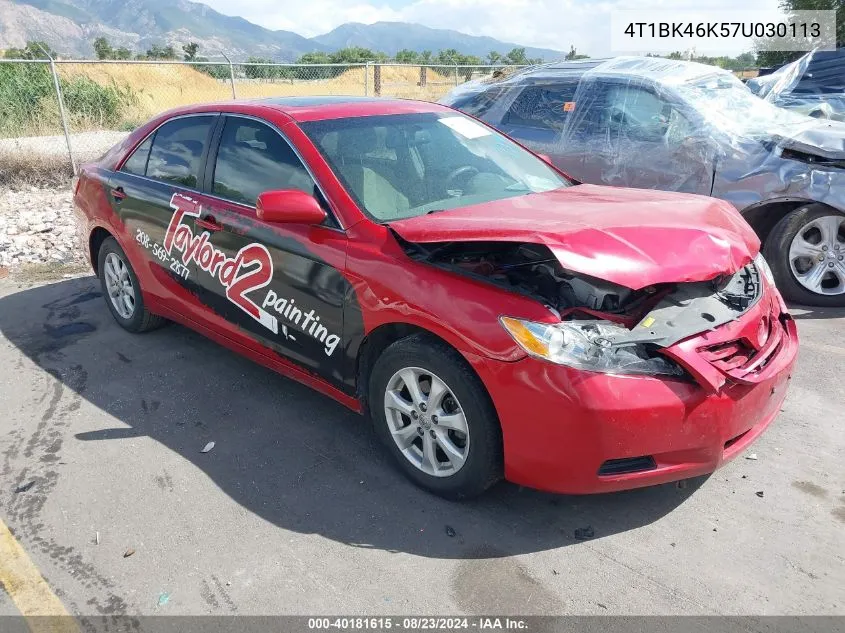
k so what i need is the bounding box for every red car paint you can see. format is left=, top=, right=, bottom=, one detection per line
left=74, top=98, right=798, bottom=494
left=388, top=184, right=760, bottom=290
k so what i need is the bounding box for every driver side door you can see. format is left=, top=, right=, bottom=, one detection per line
left=586, top=81, right=714, bottom=195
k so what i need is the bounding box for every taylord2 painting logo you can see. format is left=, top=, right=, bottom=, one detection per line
left=164, top=193, right=341, bottom=357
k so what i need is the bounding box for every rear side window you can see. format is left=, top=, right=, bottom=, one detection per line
left=121, top=137, right=152, bottom=176
left=212, top=118, right=315, bottom=206
left=505, top=84, right=579, bottom=131
left=144, top=116, right=214, bottom=188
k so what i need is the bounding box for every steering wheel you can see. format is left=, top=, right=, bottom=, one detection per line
left=444, top=165, right=480, bottom=191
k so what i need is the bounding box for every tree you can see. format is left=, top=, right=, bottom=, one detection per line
left=756, top=0, right=844, bottom=67
left=114, top=47, right=132, bottom=60
left=3, top=41, right=55, bottom=59
left=146, top=44, right=177, bottom=60
left=486, top=51, right=503, bottom=64
left=504, top=47, right=542, bottom=65
left=182, top=42, right=199, bottom=61
left=394, top=49, right=419, bottom=63
left=93, top=37, right=113, bottom=60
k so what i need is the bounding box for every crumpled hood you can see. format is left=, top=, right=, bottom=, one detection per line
left=389, top=184, right=760, bottom=290
left=772, top=118, right=845, bottom=158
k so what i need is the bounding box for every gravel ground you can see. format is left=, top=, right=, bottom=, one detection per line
left=0, top=186, right=85, bottom=269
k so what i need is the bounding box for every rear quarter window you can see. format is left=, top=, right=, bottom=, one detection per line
left=144, top=116, right=215, bottom=188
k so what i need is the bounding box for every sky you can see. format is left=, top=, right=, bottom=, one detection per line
left=199, top=0, right=787, bottom=56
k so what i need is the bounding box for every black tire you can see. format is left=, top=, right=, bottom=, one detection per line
left=763, top=205, right=845, bottom=307
left=368, top=334, right=503, bottom=499
left=97, top=237, right=167, bottom=333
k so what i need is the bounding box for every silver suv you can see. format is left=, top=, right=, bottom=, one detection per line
left=442, top=56, right=845, bottom=306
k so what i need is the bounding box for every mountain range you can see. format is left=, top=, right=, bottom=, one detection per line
left=0, top=0, right=565, bottom=61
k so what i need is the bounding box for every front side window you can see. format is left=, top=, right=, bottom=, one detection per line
left=212, top=118, right=316, bottom=206
left=145, top=116, right=214, bottom=188
left=605, top=85, right=693, bottom=145
left=300, top=112, right=567, bottom=222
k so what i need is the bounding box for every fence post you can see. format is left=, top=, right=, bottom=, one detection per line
left=38, top=46, right=76, bottom=175
left=454, top=64, right=459, bottom=86
left=221, top=51, right=237, bottom=99
left=374, top=64, right=381, bottom=97
left=364, top=61, right=369, bottom=96
left=419, top=65, right=427, bottom=87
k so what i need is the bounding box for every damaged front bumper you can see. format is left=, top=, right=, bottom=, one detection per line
left=476, top=278, right=798, bottom=494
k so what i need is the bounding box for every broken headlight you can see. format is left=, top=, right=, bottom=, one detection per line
left=499, top=317, right=683, bottom=376
left=754, top=253, right=775, bottom=287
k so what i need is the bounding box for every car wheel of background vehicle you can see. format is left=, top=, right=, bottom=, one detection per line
left=764, top=205, right=845, bottom=307
left=368, top=334, right=503, bottom=499
left=97, top=237, right=167, bottom=332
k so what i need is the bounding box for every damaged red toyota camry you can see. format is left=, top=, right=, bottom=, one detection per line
left=73, top=97, right=798, bottom=498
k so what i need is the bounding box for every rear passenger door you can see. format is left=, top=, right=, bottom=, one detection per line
left=183, top=115, right=350, bottom=387
left=109, top=114, right=217, bottom=305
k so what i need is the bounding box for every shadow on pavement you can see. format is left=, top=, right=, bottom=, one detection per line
left=0, top=276, right=706, bottom=560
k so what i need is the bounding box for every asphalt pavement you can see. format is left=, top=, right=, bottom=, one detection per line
left=0, top=270, right=842, bottom=617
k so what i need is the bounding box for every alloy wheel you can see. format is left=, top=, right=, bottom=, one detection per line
left=103, top=252, right=136, bottom=319
left=788, top=214, right=845, bottom=296
left=383, top=366, right=470, bottom=477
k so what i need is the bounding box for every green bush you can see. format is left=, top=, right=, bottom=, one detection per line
left=0, top=63, right=54, bottom=136
left=0, top=62, right=136, bottom=137
left=62, top=75, right=134, bottom=128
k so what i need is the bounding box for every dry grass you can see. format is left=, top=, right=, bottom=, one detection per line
left=59, top=64, right=456, bottom=122
left=0, top=149, right=73, bottom=188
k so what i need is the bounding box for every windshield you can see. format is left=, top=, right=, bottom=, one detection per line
left=299, top=112, right=567, bottom=221
left=675, top=72, right=812, bottom=136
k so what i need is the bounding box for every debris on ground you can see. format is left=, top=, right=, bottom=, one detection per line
left=200, top=441, right=215, bottom=453
left=157, top=592, right=170, bottom=607
left=14, top=481, right=35, bottom=493
left=124, top=548, right=135, bottom=558
left=445, top=525, right=456, bottom=538
left=95, top=532, right=100, bottom=545
left=746, top=453, right=758, bottom=461
left=756, top=491, right=765, bottom=498
left=574, top=526, right=595, bottom=540
left=552, top=569, right=559, bottom=575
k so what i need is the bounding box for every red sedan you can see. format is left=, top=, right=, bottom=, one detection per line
left=73, top=97, right=798, bottom=498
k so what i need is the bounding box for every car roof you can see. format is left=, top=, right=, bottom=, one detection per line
left=162, top=96, right=452, bottom=123
left=498, top=56, right=732, bottom=86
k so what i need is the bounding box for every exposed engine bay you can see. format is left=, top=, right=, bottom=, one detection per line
left=403, top=239, right=762, bottom=348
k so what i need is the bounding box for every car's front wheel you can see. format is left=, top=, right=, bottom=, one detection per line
left=97, top=237, right=166, bottom=333
left=369, top=334, right=503, bottom=499
left=764, top=205, right=845, bottom=307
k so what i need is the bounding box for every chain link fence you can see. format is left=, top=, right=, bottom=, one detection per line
left=0, top=59, right=519, bottom=183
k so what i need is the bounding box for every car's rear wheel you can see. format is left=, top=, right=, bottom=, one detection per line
left=368, top=334, right=502, bottom=499
left=97, top=237, right=166, bottom=333
left=764, top=205, right=845, bottom=307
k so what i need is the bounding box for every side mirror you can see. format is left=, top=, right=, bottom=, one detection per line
left=256, top=190, right=327, bottom=225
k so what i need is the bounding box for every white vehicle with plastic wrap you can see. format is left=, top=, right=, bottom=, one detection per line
left=442, top=56, right=845, bottom=307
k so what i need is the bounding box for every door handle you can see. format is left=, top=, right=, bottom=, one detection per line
left=196, top=215, right=223, bottom=232
left=111, top=187, right=126, bottom=201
